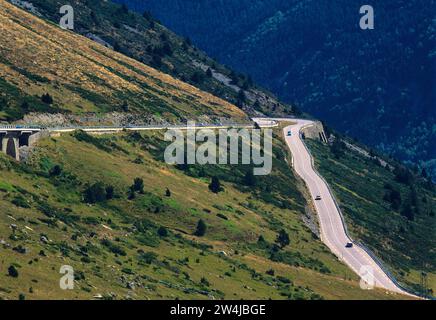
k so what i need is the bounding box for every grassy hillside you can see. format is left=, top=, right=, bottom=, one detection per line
left=5, top=0, right=296, bottom=119
left=0, top=0, right=423, bottom=301
left=306, top=138, right=435, bottom=296
left=0, top=0, right=246, bottom=123
left=0, top=129, right=407, bottom=300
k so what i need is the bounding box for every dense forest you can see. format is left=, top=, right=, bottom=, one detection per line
left=116, top=0, right=436, bottom=179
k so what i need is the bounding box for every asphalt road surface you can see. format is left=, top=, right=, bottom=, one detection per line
left=2, top=118, right=414, bottom=297
left=282, top=119, right=410, bottom=296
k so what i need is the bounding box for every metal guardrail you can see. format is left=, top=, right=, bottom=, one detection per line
left=0, top=125, right=43, bottom=130
left=19, top=122, right=260, bottom=132
left=0, top=122, right=263, bottom=132
left=297, top=125, right=429, bottom=299
left=1, top=120, right=430, bottom=297
left=0, top=119, right=283, bottom=132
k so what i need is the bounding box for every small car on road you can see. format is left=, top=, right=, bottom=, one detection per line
left=315, top=196, right=322, bottom=201
left=287, top=131, right=292, bottom=136
left=345, top=242, right=353, bottom=248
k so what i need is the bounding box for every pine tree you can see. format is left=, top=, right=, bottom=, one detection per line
left=20, top=101, right=29, bottom=111
left=113, top=41, right=123, bottom=53
left=49, top=165, right=62, bottom=177
left=84, top=182, right=107, bottom=204
left=331, top=139, right=345, bottom=158
left=401, top=203, right=415, bottom=221
left=206, top=68, right=213, bottom=77
left=143, top=10, right=152, bottom=20
left=8, top=265, right=19, bottom=278
left=119, top=4, right=129, bottom=15
left=158, top=226, right=168, bottom=237
left=252, top=100, right=261, bottom=110
left=121, top=101, right=129, bottom=112
left=127, top=186, right=136, bottom=200
left=236, top=90, right=246, bottom=107
left=105, top=186, right=114, bottom=200
left=194, top=219, right=207, bottom=237
left=209, top=176, right=222, bottom=193
left=41, top=93, right=53, bottom=105
left=132, top=178, right=144, bottom=194
left=276, top=229, right=290, bottom=249
left=243, top=169, right=257, bottom=187
left=421, top=167, right=428, bottom=179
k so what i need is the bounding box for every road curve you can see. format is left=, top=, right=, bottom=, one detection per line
left=1, top=119, right=415, bottom=296
left=281, top=119, right=411, bottom=296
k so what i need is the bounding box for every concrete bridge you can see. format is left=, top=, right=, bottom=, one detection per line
left=0, top=120, right=280, bottom=161
left=0, top=127, right=42, bottom=161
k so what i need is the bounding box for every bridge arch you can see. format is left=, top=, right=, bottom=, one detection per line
left=5, top=137, right=18, bottom=160
left=0, top=130, right=41, bottom=161
left=19, top=132, right=31, bottom=147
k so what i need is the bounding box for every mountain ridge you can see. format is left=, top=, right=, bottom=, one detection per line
left=0, top=0, right=248, bottom=125
left=6, top=0, right=299, bottom=121
left=0, top=0, right=433, bottom=300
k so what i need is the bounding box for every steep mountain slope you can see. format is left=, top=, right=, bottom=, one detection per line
left=0, top=0, right=430, bottom=300
left=0, top=0, right=409, bottom=301
left=307, top=137, right=435, bottom=295
left=5, top=0, right=297, bottom=120
left=0, top=0, right=248, bottom=124
left=117, top=0, right=436, bottom=178
left=0, top=126, right=410, bottom=300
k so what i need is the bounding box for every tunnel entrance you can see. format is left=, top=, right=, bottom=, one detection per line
left=6, top=138, right=17, bottom=159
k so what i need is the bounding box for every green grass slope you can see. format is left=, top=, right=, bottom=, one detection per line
left=306, top=138, right=435, bottom=296
left=0, top=130, right=407, bottom=300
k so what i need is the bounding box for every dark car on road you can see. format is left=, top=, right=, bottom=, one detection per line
left=346, top=242, right=353, bottom=248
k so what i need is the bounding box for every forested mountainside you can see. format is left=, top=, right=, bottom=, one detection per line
left=4, top=0, right=297, bottom=122
left=0, top=0, right=431, bottom=300
left=0, top=4, right=399, bottom=299
left=116, top=0, right=436, bottom=179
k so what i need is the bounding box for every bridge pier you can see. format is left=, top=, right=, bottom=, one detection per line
left=0, top=132, right=5, bottom=151
left=0, top=128, right=42, bottom=161
left=2, top=136, right=20, bottom=161
left=19, top=131, right=32, bottom=147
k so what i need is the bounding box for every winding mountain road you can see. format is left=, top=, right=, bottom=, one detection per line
left=2, top=118, right=415, bottom=297
left=281, top=119, right=410, bottom=296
